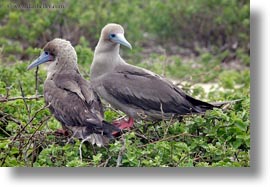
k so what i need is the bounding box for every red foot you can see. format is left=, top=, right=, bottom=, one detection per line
left=113, top=117, right=134, bottom=129
left=112, top=117, right=134, bottom=136
left=54, top=129, right=69, bottom=136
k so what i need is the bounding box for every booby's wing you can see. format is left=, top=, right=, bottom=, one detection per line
left=93, top=64, right=214, bottom=119
left=53, top=70, right=95, bottom=104
left=44, top=71, right=119, bottom=142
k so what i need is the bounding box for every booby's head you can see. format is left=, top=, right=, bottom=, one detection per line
left=100, top=23, right=132, bottom=49
left=27, top=38, right=78, bottom=72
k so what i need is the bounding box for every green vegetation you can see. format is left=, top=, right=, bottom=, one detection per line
left=0, top=0, right=249, bottom=167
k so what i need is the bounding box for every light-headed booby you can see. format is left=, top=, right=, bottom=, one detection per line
left=90, top=23, right=233, bottom=130
left=28, top=38, right=119, bottom=147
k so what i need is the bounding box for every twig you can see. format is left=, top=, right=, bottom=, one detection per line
left=160, top=103, right=165, bottom=122
left=79, top=136, right=91, bottom=162
left=0, top=126, right=11, bottom=137
left=11, top=103, right=51, bottom=142
left=143, top=121, right=159, bottom=133
left=116, top=135, right=126, bottom=167
left=234, top=151, right=240, bottom=162
left=113, top=115, right=127, bottom=122
left=134, top=132, right=148, bottom=141
left=98, top=155, right=112, bottom=167
left=0, top=95, right=43, bottom=103
left=164, top=115, right=175, bottom=137
left=5, top=84, right=13, bottom=98
left=31, top=141, right=37, bottom=167
left=18, top=81, right=30, bottom=119
left=105, top=104, right=125, bottom=116
left=0, top=104, right=50, bottom=166
left=0, top=111, right=23, bottom=128
left=35, top=66, right=39, bottom=97
left=22, top=115, right=52, bottom=150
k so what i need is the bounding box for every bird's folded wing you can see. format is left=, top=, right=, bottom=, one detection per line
left=44, top=78, right=102, bottom=129
left=53, top=71, right=95, bottom=104
left=96, top=66, right=203, bottom=114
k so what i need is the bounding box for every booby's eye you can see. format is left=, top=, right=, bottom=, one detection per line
left=43, top=51, right=54, bottom=61
left=110, top=34, right=116, bottom=38
left=44, top=51, right=55, bottom=58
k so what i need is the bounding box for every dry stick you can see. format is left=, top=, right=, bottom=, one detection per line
left=22, top=115, right=52, bottom=150
left=26, top=137, right=47, bottom=164
left=116, top=134, right=126, bottom=167
left=105, top=104, right=125, bottom=116
left=23, top=132, right=47, bottom=167
left=23, top=138, right=33, bottom=167
left=31, top=141, right=37, bottom=167
left=164, top=115, right=175, bottom=137
left=0, top=95, right=44, bottom=103
left=35, top=66, right=39, bottom=97
left=79, top=136, right=91, bottom=162
left=0, top=111, right=23, bottom=128
left=18, top=81, right=31, bottom=119
left=5, top=84, right=13, bottom=98
left=160, top=103, right=165, bottom=122
left=159, top=102, right=175, bottom=137
left=170, top=142, right=174, bottom=166
left=134, top=132, right=148, bottom=141
left=0, top=104, right=50, bottom=166
left=0, top=126, right=11, bottom=137
left=98, top=155, right=112, bottom=167
left=11, top=103, right=51, bottom=143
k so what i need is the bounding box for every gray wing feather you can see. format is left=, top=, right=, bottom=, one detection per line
left=44, top=71, right=119, bottom=140
left=99, top=65, right=214, bottom=115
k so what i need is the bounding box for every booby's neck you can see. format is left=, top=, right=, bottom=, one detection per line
left=90, top=40, right=126, bottom=80
left=47, top=56, right=79, bottom=80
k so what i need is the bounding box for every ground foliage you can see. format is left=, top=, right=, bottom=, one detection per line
left=0, top=0, right=249, bottom=167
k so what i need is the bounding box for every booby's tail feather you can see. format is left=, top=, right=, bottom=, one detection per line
left=67, top=121, right=120, bottom=147
left=210, top=99, right=243, bottom=108
left=186, top=94, right=242, bottom=114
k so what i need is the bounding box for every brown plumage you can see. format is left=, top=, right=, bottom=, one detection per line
left=90, top=23, right=236, bottom=128
left=28, top=38, right=119, bottom=147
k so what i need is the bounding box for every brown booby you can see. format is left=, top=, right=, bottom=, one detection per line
left=28, top=38, right=119, bottom=147
left=90, top=23, right=235, bottom=130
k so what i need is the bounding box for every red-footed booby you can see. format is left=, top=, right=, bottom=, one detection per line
left=28, top=38, right=119, bottom=147
left=90, top=23, right=233, bottom=130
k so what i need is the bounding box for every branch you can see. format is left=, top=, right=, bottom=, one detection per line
left=18, top=81, right=30, bottom=119
left=0, top=95, right=43, bottom=103
left=35, top=66, right=39, bottom=96
left=98, top=155, right=112, bottom=167
left=11, top=103, right=51, bottom=142
left=116, top=134, right=126, bottom=167
left=0, top=126, right=11, bottom=137
left=0, top=111, right=23, bottom=128
left=22, top=115, right=52, bottom=150
left=0, top=103, right=51, bottom=166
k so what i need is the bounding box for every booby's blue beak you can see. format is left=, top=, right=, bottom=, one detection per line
left=110, top=33, right=132, bottom=49
left=27, top=52, right=53, bottom=70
